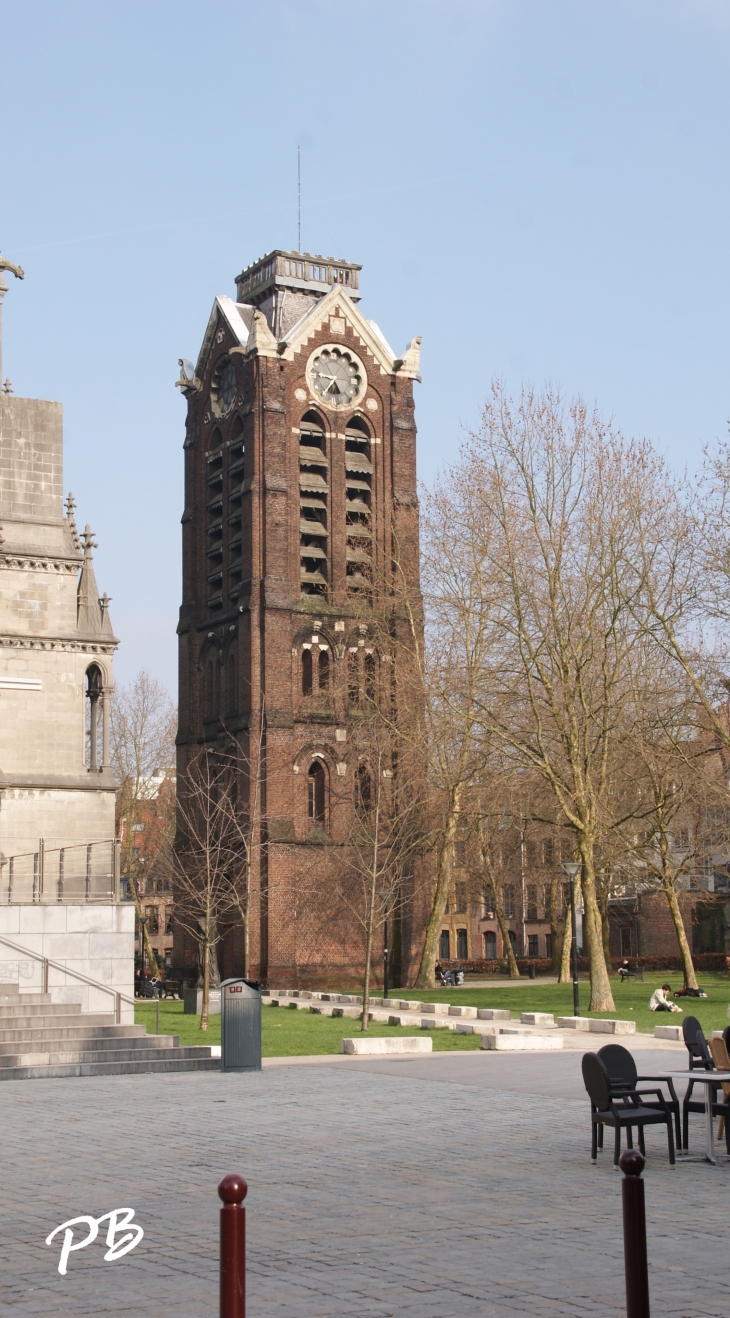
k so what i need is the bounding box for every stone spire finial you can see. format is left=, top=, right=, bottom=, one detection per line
left=65, top=493, right=82, bottom=551
left=77, top=526, right=103, bottom=635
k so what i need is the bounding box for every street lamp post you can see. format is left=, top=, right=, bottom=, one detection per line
left=561, top=863, right=582, bottom=1017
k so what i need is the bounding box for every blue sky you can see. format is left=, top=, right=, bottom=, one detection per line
left=2, top=0, right=730, bottom=691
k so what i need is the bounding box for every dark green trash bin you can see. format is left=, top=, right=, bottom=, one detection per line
left=220, top=978, right=262, bottom=1072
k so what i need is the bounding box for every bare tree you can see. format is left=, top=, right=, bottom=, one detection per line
left=441, top=384, right=668, bottom=1011
left=174, top=749, right=244, bottom=1030
left=334, top=719, right=428, bottom=1028
left=110, top=671, right=177, bottom=979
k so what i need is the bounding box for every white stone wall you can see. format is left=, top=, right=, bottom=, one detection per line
left=0, top=788, right=115, bottom=858
left=0, top=903, right=134, bottom=1024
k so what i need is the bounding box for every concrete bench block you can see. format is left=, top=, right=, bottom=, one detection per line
left=481, top=1033, right=564, bottom=1051
left=454, top=1022, right=475, bottom=1034
left=449, top=1005, right=478, bottom=1018
left=342, top=1035, right=433, bottom=1056
left=477, top=1009, right=511, bottom=1020
left=655, top=1024, right=684, bottom=1041
left=382, top=999, right=401, bottom=1008
left=420, top=1002, right=450, bottom=1014
left=520, top=1013, right=555, bottom=1026
left=332, top=1006, right=362, bottom=1019
left=398, top=1000, right=420, bottom=1010
left=557, top=1017, right=590, bottom=1030
left=588, top=1019, right=636, bottom=1035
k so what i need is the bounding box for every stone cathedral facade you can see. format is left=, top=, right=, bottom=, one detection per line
left=175, top=249, right=425, bottom=987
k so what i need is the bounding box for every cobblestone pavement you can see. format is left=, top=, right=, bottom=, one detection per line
left=1, top=1049, right=724, bottom=1317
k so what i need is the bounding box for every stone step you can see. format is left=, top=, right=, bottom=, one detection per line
left=0, top=1001, right=84, bottom=1018
left=0, top=1032, right=182, bottom=1059
left=1, top=1044, right=213, bottom=1067
left=0, top=1054, right=221, bottom=1081
left=0, top=992, right=52, bottom=1006
left=0, top=1023, right=144, bottom=1045
left=0, top=1011, right=115, bottom=1033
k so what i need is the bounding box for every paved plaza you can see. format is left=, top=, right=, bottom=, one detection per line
left=2, top=1046, right=725, bottom=1317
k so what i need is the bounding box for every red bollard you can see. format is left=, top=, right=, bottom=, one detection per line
left=218, top=1173, right=248, bottom=1318
left=619, top=1149, right=650, bottom=1318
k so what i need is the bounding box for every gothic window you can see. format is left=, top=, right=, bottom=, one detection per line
left=299, top=413, right=329, bottom=596
left=204, top=657, right=217, bottom=718
left=347, top=649, right=360, bottom=705
left=354, top=765, right=372, bottom=816
left=307, top=760, right=326, bottom=825
left=318, top=647, right=330, bottom=691
left=301, top=648, right=313, bottom=696
left=226, top=651, right=238, bottom=715
left=344, top=417, right=373, bottom=598
left=364, top=651, right=376, bottom=701
left=85, top=664, right=105, bottom=772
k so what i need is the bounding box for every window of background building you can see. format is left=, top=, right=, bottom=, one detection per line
left=144, top=906, right=159, bottom=935
left=526, top=840, right=538, bottom=866
left=503, top=884, right=515, bottom=918
left=165, top=910, right=173, bottom=935
left=542, top=839, right=554, bottom=865
left=528, top=934, right=539, bottom=958
left=484, top=930, right=497, bottom=959
left=456, top=929, right=468, bottom=959
left=307, top=761, right=326, bottom=824
left=439, top=929, right=450, bottom=960
left=526, top=885, right=538, bottom=920
left=545, top=933, right=553, bottom=960
left=455, top=882, right=467, bottom=913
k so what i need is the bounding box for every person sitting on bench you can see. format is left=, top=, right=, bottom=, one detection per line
left=649, top=983, right=682, bottom=1013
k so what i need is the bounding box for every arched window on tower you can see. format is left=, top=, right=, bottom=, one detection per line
left=226, top=651, right=238, bottom=715
left=354, top=764, right=372, bottom=817
left=299, top=412, right=329, bottom=597
left=345, top=416, right=373, bottom=599
left=307, top=760, right=326, bottom=825
left=205, top=657, right=217, bottom=718
left=318, top=647, right=330, bottom=692
left=301, top=648, right=313, bottom=696
left=364, top=651, right=376, bottom=702
left=347, top=649, right=360, bottom=706
left=85, top=664, right=105, bottom=772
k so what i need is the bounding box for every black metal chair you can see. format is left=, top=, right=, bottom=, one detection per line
left=682, top=1015, right=730, bottom=1153
left=582, top=1052, right=675, bottom=1167
left=598, top=1043, right=682, bottom=1151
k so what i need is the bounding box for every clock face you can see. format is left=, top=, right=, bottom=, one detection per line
left=213, top=358, right=237, bottom=416
left=307, top=347, right=365, bottom=410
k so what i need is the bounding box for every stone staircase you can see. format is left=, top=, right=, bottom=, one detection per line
left=0, top=984, right=220, bottom=1080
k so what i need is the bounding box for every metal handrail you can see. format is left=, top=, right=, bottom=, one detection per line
left=0, top=932, right=134, bottom=1024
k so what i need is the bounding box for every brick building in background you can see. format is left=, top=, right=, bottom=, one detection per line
left=173, top=250, right=426, bottom=987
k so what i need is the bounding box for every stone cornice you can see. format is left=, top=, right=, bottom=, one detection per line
left=0, top=556, right=79, bottom=573
left=0, top=771, right=117, bottom=792
left=0, top=634, right=117, bottom=654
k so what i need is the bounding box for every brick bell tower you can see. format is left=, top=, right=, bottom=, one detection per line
left=175, top=250, right=424, bottom=988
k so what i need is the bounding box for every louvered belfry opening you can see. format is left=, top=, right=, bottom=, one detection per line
left=206, top=427, right=224, bottom=610
left=344, top=417, right=373, bottom=596
left=299, top=412, right=329, bottom=596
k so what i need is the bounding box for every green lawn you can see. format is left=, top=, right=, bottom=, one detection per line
left=135, top=972, right=730, bottom=1056
left=401, top=972, right=730, bottom=1039
left=134, top=1000, right=481, bottom=1055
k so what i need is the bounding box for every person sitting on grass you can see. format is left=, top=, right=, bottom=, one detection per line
left=649, top=983, right=682, bottom=1013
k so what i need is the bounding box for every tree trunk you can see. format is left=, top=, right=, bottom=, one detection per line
left=662, top=870, right=698, bottom=989
left=360, top=862, right=378, bottom=1032
left=492, top=885, right=520, bottom=977
left=559, top=904, right=573, bottom=983
left=415, top=786, right=462, bottom=988
left=597, top=870, right=612, bottom=970
left=548, top=871, right=562, bottom=974
left=200, top=917, right=210, bottom=1032
left=579, top=846, right=615, bottom=1012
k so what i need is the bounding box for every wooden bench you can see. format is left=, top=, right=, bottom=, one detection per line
left=161, top=980, right=181, bottom=999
